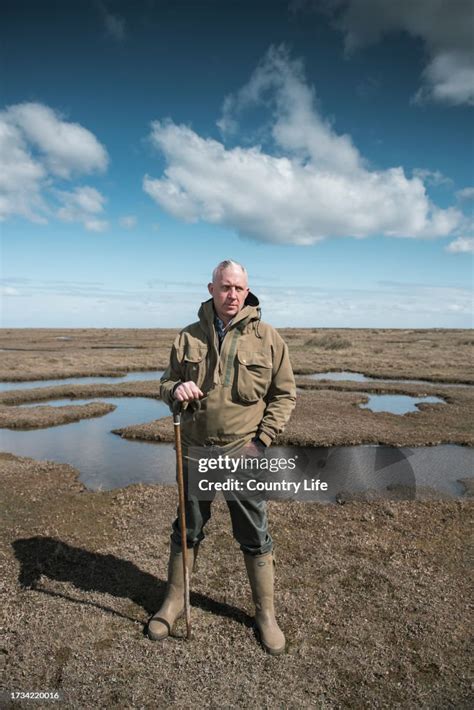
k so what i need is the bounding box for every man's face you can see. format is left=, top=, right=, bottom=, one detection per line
left=208, top=266, right=249, bottom=325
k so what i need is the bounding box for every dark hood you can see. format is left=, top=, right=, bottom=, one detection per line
left=197, top=291, right=261, bottom=333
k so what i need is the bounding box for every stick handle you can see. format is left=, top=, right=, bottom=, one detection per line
left=173, top=401, right=192, bottom=639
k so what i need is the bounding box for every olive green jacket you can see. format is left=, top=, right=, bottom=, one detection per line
left=160, top=293, right=296, bottom=447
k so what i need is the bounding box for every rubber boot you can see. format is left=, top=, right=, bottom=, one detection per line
left=244, top=552, right=286, bottom=655
left=147, top=541, right=196, bottom=640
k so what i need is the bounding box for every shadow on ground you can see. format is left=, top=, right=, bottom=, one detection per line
left=12, top=537, right=253, bottom=628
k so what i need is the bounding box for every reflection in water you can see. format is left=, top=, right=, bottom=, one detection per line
left=359, top=394, right=444, bottom=414
left=0, top=397, right=175, bottom=490
left=0, top=370, right=164, bottom=392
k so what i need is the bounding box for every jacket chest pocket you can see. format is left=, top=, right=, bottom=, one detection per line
left=236, top=350, right=272, bottom=403
left=183, top=347, right=207, bottom=388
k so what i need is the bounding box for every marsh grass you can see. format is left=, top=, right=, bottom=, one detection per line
left=0, top=328, right=472, bottom=706
left=0, top=328, right=472, bottom=445
left=305, top=334, right=352, bottom=350
left=1, top=452, right=471, bottom=708
left=1, top=328, right=472, bottom=384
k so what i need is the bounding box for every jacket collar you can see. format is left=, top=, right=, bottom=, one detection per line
left=198, top=291, right=260, bottom=333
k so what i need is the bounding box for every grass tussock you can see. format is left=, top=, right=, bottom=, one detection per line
left=305, top=334, right=352, bottom=350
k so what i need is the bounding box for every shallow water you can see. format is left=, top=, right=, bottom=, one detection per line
left=358, top=393, right=444, bottom=414
left=1, top=397, right=175, bottom=489
left=0, top=370, right=164, bottom=392
left=306, top=371, right=472, bottom=388
left=308, top=371, right=368, bottom=382
left=0, top=394, right=471, bottom=499
left=220, top=444, right=473, bottom=502
left=0, top=376, right=472, bottom=499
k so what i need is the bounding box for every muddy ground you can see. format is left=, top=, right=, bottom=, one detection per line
left=0, top=328, right=473, bottom=707
left=1, top=452, right=472, bottom=709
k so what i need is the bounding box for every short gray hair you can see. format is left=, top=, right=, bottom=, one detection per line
left=212, top=260, right=247, bottom=283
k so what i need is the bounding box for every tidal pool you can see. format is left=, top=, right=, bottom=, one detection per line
left=0, top=370, right=164, bottom=392
left=358, top=394, right=445, bottom=414
left=308, top=371, right=368, bottom=382
left=306, top=371, right=472, bottom=388
left=244, top=444, right=473, bottom=502
left=0, top=397, right=175, bottom=490
left=0, top=394, right=471, bottom=499
left=0, top=374, right=472, bottom=501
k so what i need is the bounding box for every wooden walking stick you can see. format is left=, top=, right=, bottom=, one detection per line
left=172, top=399, right=192, bottom=639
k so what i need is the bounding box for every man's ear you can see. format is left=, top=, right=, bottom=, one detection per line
left=208, top=282, right=214, bottom=296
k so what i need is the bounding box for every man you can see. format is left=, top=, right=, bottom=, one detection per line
left=148, top=260, right=296, bottom=654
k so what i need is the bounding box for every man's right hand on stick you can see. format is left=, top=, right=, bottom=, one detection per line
left=173, top=381, right=204, bottom=402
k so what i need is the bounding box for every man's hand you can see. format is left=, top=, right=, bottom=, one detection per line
left=173, top=381, right=204, bottom=402
left=241, top=439, right=266, bottom=458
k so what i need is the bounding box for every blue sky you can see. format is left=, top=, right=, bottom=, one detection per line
left=1, top=0, right=473, bottom=328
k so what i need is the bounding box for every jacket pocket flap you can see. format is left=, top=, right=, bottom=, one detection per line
left=237, top=350, right=272, bottom=368
left=184, top=347, right=207, bottom=363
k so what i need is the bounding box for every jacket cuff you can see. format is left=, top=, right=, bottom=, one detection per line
left=171, top=382, right=182, bottom=398
left=257, top=431, right=273, bottom=447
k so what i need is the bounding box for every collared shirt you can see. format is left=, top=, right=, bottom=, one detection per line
left=214, top=314, right=233, bottom=350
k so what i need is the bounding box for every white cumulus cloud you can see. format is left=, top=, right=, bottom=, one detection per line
left=446, top=236, right=474, bottom=253
left=412, top=168, right=452, bottom=187
left=144, top=45, right=461, bottom=245
left=5, top=103, right=108, bottom=178
left=56, top=186, right=108, bottom=232
left=0, top=102, right=109, bottom=229
left=0, top=119, right=48, bottom=223
left=320, top=0, right=474, bottom=106
left=456, top=186, right=474, bottom=201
